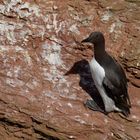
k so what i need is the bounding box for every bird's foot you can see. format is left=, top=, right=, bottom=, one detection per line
left=85, top=99, right=108, bottom=115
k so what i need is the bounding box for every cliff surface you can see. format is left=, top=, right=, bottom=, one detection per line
left=0, top=0, right=140, bottom=139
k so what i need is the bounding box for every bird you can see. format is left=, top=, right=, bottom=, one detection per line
left=81, top=31, right=131, bottom=116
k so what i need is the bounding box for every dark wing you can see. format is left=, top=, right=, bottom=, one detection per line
left=99, top=53, right=131, bottom=109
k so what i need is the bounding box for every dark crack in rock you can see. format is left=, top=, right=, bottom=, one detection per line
left=0, top=0, right=140, bottom=140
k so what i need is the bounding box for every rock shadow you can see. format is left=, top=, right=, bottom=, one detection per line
left=65, top=59, right=104, bottom=111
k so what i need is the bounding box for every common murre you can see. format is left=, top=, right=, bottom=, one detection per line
left=81, top=31, right=131, bottom=116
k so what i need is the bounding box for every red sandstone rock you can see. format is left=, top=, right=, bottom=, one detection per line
left=0, top=0, right=140, bottom=139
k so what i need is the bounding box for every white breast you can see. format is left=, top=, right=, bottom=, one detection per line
left=89, top=58, right=120, bottom=112
left=89, top=58, right=105, bottom=86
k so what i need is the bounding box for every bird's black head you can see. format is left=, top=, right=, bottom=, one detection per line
left=81, top=32, right=105, bottom=45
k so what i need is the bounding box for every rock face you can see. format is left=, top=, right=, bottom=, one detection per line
left=0, top=0, right=140, bottom=139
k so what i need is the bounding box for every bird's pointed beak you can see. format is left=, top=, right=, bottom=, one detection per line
left=81, top=37, right=90, bottom=43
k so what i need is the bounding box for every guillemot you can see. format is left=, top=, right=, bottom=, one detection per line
left=81, top=31, right=131, bottom=116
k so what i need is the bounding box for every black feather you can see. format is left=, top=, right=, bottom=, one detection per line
left=97, top=52, right=131, bottom=116
left=81, top=31, right=131, bottom=116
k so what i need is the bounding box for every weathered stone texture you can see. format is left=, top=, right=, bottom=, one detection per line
left=0, top=0, right=140, bottom=139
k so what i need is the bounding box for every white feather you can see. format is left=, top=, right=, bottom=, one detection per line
left=89, top=58, right=121, bottom=112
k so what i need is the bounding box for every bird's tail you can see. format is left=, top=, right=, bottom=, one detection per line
left=117, top=99, right=131, bottom=117
left=121, top=106, right=130, bottom=117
